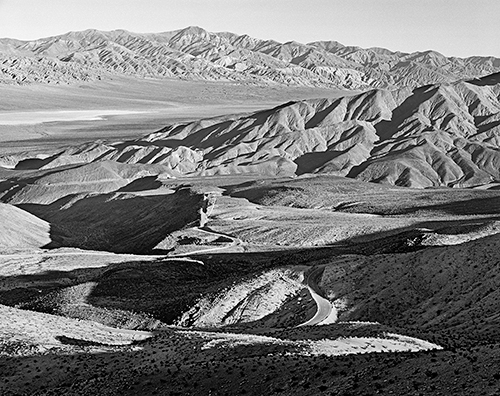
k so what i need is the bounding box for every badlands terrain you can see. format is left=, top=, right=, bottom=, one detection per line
left=1, top=28, right=500, bottom=396
left=1, top=26, right=499, bottom=89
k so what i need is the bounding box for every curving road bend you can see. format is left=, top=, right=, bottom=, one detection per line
left=170, top=194, right=242, bottom=257
left=298, top=266, right=336, bottom=327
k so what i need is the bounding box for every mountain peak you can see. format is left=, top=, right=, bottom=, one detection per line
left=177, top=26, right=209, bottom=36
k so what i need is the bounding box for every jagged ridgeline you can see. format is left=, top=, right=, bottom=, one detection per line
left=2, top=72, right=499, bottom=188
left=0, top=26, right=499, bottom=88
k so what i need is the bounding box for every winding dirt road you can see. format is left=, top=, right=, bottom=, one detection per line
left=170, top=193, right=242, bottom=257
left=298, top=266, right=336, bottom=326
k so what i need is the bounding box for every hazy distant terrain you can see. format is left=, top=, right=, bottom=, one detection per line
left=2, top=26, right=499, bottom=158
left=0, top=76, right=350, bottom=155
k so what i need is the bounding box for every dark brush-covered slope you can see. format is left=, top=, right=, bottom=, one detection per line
left=1, top=26, right=499, bottom=88
left=320, top=232, right=500, bottom=343
left=2, top=72, right=499, bottom=189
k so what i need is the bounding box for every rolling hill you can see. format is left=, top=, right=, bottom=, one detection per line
left=2, top=72, right=499, bottom=189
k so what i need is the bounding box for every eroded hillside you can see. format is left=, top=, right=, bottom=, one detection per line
left=1, top=27, right=499, bottom=89
left=2, top=72, right=500, bottom=188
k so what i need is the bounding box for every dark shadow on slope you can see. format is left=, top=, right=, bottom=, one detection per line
left=374, top=85, right=438, bottom=141
left=0, top=265, right=106, bottom=306
left=294, top=151, right=343, bottom=175
left=54, top=335, right=118, bottom=347
left=0, top=228, right=435, bottom=329
left=332, top=217, right=500, bottom=248
left=3, top=225, right=500, bottom=337
left=14, top=154, right=60, bottom=170
left=17, top=188, right=204, bottom=254
left=475, top=118, right=500, bottom=134
left=0, top=248, right=313, bottom=325
left=149, top=102, right=298, bottom=153
left=4, top=161, right=173, bottom=205
left=304, top=99, right=340, bottom=129
left=345, top=139, right=438, bottom=180
left=117, top=176, right=163, bottom=192
left=248, top=101, right=298, bottom=121
left=467, top=72, right=500, bottom=86
left=0, top=180, right=25, bottom=203
left=151, top=121, right=234, bottom=151
left=398, top=195, right=500, bottom=216
left=223, top=174, right=500, bottom=219
left=1, top=164, right=89, bottom=203
left=137, top=147, right=165, bottom=164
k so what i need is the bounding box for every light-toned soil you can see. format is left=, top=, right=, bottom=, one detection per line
left=205, top=194, right=500, bottom=248
left=0, top=303, right=152, bottom=355
left=184, top=328, right=441, bottom=356
left=0, top=203, right=51, bottom=249
left=0, top=248, right=162, bottom=278
left=177, top=267, right=307, bottom=327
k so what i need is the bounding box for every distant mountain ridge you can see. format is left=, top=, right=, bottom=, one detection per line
left=0, top=26, right=499, bottom=88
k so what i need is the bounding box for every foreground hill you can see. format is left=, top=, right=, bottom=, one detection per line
left=320, top=233, right=500, bottom=344
left=1, top=26, right=499, bottom=89
left=1, top=163, right=500, bottom=394
left=1, top=235, right=499, bottom=395
left=3, top=72, right=499, bottom=188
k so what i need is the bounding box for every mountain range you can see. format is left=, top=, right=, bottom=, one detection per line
left=1, top=26, right=499, bottom=89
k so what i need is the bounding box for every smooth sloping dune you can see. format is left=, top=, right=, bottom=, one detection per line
left=0, top=203, right=51, bottom=249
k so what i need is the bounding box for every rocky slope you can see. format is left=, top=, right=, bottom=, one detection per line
left=1, top=26, right=499, bottom=89
left=176, top=268, right=306, bottom=327
left=2, top=160, right=174, bottom=205
left=2, top=72, right=499, bottom=188
left=319, top=232, right=500, bottom=343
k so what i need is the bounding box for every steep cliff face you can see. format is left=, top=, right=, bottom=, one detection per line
left=1, top=27, right=498, bottom=89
